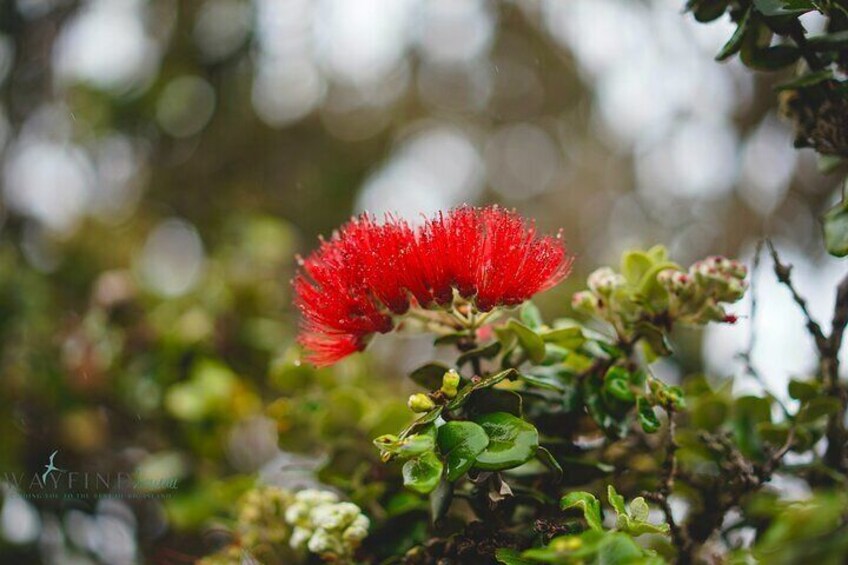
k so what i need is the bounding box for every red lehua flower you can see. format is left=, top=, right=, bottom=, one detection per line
left=293, top=205, right=573, bottom=366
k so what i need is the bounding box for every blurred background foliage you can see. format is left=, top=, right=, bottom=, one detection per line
left=0, top=0, right=845, bottom=562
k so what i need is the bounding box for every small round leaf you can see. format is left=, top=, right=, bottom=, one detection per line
left=473, top=412, right=539, bottom=471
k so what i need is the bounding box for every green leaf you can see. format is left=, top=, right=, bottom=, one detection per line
left=507, top=320, right=546, bottom=363
left=457, top=341, right=502, bottom=367
left=607, top=488, right=670, bottom=536
left=409, top=362, right=452, bottom=390
left=690, top=0, right=729, bottom=22
left=607, top=485, right=627, bottom=516
left=742, top=44, right=801, bottom=70
left=788, top=379, right=819, bottom=402
left=536, top=446, right=563, bottom=483
left=446, top=369, right=517, bottom=410
left=629, top=497, right=650, bottom=522
left=437, top=421, right=490, bottom=481
left=637, top=397, right=661, bottom=434
left=735, top=396, right=772, bottom=424
left=776, top=69, right=834, bottom=90
left=560, top=491, right=604, bottom=531
left=635, top=321, right=672, bottom=357
left=621, top=251, right=653, bottom=284
left=797, top=396, right=842, bottom=423
left=646, top=245, right=668, bottom=263
left=604, top=367, right=635, bottom=402
left=399, top=406, right=443, bottom=439
left=518, top=370, right=567, bottom=392
left=757, top=422, right=791, bottom=445
left=473, top=412, right=539, bottom=471
left=753, top=0, right=814, bottom=16
left=395, top=432, right=437, bottom=459
left=520, top=301, right=544, bottom=329
left=664, top=385, right=687, bottom=410
left=807, top=30, right=848, bottom=51
left=434, top=332, right=466, bottom=346
left=429, top=477, right=453, bottom=524
left=824, top=202, right=848, bottom=257
left=403, top=451, right=444, bottom=494
left=495, top=548, right=535, bottom=565
left=716, top=7, right=751, bottom=61
left=619, top=519, right=671, bottom=536
left=692, top=394, right=730, bottom=431
left=540, top=326, right=585, bottom=350
left=470, top=388, right=523, bottom=417
left=597, top=533, right=647, bottom=561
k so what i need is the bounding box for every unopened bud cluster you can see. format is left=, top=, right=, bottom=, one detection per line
left=199, top=486, right=369, bottom=564
left=236, top=486, right=294, bottom=548
left=572, top=253, right=746, bottom=348
left=658, top=256, right=747, bottom=324
left=286, top=489, right=370, bottom=560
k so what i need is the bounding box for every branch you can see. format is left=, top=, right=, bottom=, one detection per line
left=767, top=241, right=847, bottom=472
left=758, top=427, right=796, bottom=480
left=828, top=273, right=848, bottom=375
left=738, top=241, right=791, bottom=418
left=824, top=272, right=848, bottom=472
left=766, top=241, right=828, bottom=353
left=645, top=410, right=692, bottom=561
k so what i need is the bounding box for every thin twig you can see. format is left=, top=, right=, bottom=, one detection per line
left=745, top=240, right=764, bottom=365
left=766, top=240, right=828, bottom=352
left=737, top=241, right=791, bottom=418
left=828, top=273, right=848, bottom=379
left=823, top=273, right=848, bottom=471
left=766, top=241, right=848, bottom=473
left=759, top=427, right=796, bottom=479
left=645, top=409, right=692, bottom=561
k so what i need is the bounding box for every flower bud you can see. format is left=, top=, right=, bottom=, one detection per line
left=440, top=369, right=461, bottom=398
left=407, top=393, right=435, bottom=413
left=587, top=267, right=626, bottom=295
left=691, top=260, right=716, bottom=280
left=699, top=301, right=727, bottom=323
left=290, top=526, right=311, bottom=549
left=551, top=536, right=582, bottom=552
left=307, top=528, right=345, bottom=556
left=657, top=269, right=676, bottom=286
left=659, top=269, right=695, bottom=298
left=705, top=255, right=729, bottom=271
left=572, top=290, right=600, bottom=314
left=342, top=514, right=370, bottom=543
left=726, top=259, right=747, bottom=279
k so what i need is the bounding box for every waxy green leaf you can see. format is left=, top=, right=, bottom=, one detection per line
left=507, top=319, right=546, bottom=363
left=561, top=491, right=603, bottom=531
left=437, top=421, right=489, bottom=481
left=403, top=451, right=444, bottom=494
left=473, top=412, right=539, bottom=471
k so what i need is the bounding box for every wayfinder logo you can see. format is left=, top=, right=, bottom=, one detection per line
left=41, top=450, right=65, bottom=484
left=2, top=449, right=178, bottom=500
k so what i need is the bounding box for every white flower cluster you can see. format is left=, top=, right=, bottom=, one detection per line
left=285, top=489, right=370, bottom=560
